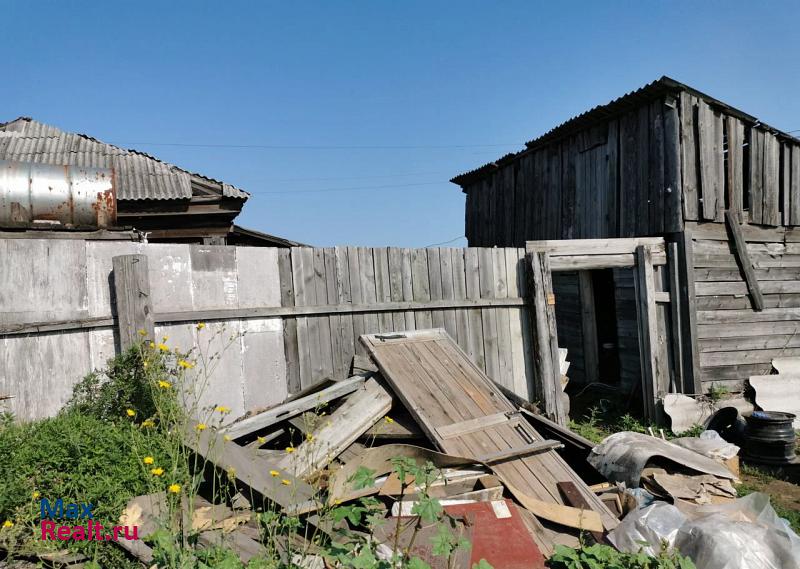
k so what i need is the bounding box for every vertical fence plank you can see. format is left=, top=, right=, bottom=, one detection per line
left=492, top=248, right=513, bottom=390
left=679, top=93, right=699, bottom=221
left=726, top=117, right=745, bottom=223
left=411, top=249, right=433, bottom=329
left=479, top=248, right=500, bottom=382
left=505, top=248, right=527, bottom=397
left=464, top=248, right=485, bottom=370
left=634, top=245, right=660, bottom=422
left=112, top=254, right=154, bottom=350
left=387, top=248, right=410, bottom=331
left=277, top=249, right=300, bottom=393
left=427, top=248, right=445, bottom=329
left=373, top=247, right=393, bottom=333
left=323, top=248, right=345, bottom=378
left=451, top=248, right=470, bottom=352
left=334, top=247, right=356, bottom=368
left=312, top=248, right=334, bottom=381
left=290, top=248, right=312, bottom=387
left=358, top=247, right=379, bottom=336
left=439, top=248, right=458, bottom=340
left=347, top=246, right=366, bottom=356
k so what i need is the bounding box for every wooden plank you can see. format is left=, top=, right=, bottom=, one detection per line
left=701, top=347, right=800, bottom=367
left=557, top=481, right=606, bottom=544
left=724, top=210, right=765, bottom=311
left=278, top=378, right=392, bottom=477
left=697, top=100, right=720, bottom=221
left=112, top=254, right=154, bottom=349
left=578, top=271, right=599, bottom=385
left=650, top=98, right=666, bottom=233
left=373, top=247, right=394, bottom=333
left=526, top=251, right=566, bottom=425
left=478, top=440, right=562, bottom=464
left=763, top=132, right=781, bottom=226
left=277, top=249, right=301, bottom=394
left=699, top=334, right=800, bottom=352
left=493, top=248, right=514, bottom=389
left=695, top=280, right=800, bottom=296
left=666, top=242, right=684, bottom=394
left=439, top=248, right=458, bottom=341
left=451, top=248, right=470, bottom=352
left=335, top=246, right=356, bottom=369
left=360, top=330, right=617, bottom=533
left=427, top=248, right=445, bottom=329
left=727, top=117, right=745, bottom=222
left=686, top=221, right=785, bottom=242
left=526, top=237, right=665, bottom=256
left=697, top=320, right=800, bottom=338
left=792, top=145, right=800, bottom=225
left=324, top=248, right=346, bottom=378
left=479, top=247, right=501, bottom=382
left=465, top=248, right=486, bottom=370
left=347, top=246, right=367, bottom=356
left=437, top=411, right=515, bottom=440
left=637, top=104, right=651, bottom=235
left=750, top=128, right=764, bottom=225
left=783, top=143, right=792, bottom=226
left=358, top=247, right=380, bottom=335
left=505, top=248, right=528, bottom=397
left=696, top=294, right=800, bottom=310
left=313, top=248, right=334, bottom=381
left=679, top=92, right=699, bottom=220
left=224, top=375, right=366, bottom=440
left=387, top=247, right=409, bottom=331
left=411, top=248, right=433, bottom=329
left=606, top=120, right=620, bottom=237
left=634, top=245, right=660, bottom=421
left=663, top=96, right=683, bottom=232
left=694, top=267, right=800, bottom=281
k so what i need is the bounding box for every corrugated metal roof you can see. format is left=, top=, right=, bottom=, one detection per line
left=450, top=76, right=800, bottom=188
left=0, top=118, right=250, bottom=201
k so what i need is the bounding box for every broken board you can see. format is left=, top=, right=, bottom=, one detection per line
left=361, top=329, right=618, bottom=532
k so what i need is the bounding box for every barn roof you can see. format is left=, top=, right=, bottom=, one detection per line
left=450, top=76, right=800, bottom=188
left=0, top=117, right=249, bottom=202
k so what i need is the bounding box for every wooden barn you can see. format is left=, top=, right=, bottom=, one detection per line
left=451, top=76, right=800, bottom=418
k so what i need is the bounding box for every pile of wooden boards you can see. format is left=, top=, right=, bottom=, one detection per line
left=120, top=329, right=620, bottom=567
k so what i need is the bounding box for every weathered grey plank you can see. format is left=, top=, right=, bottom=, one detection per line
left=727, top=117, right=745, bottom=222
left=439, top=248, right=458, bottom=340
left=373, top=247, right=393, bottom=333
left=323, top=248, right=345, bottom=378
left=763, top=132, right=781, bottom=226
left=347, top=246, right=367, bottom=357
left=112, top=254, right=154, bottom=349
left=464, top=247, right=485, bottom=370
left=277, top=249, right=300, bottom=393
left=358, top=247, right=380, bottom=335
left=479, top=248, right=500, bottom=382
left=427, top=248, right=446, bottom=329
left=492, top=248, right=513, bottom=389
left=697, top=100, right=721, bottom=221
left=750, top=128, right=764, bottom=224
left=634, top=245, right=660, bottom=421
left=663, top=96, right=683, bottom=232
left=724, top=211, right=764, bottom=311
left=679, top=93, right=699, bottom=220
left=312, top=248, right=334, bottom=381
left=411, top=248, right=433, bottom=329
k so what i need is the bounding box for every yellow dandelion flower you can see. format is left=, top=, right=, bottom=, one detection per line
left=141, top=419, right=155, bottom=428
left=149, top=341, right=155, bottom=349
left=384, top=416, right=394, bottom=424
left=32, top=491, right=40, bottom=500
left=281, top=479, right=291, bottom=486
left=162, top=336, right=168, bottom=342
left=196, top=322, right=206, bottom=330
left=143, top=361, right=149, bottom=369
left=150, top=467, right=164, bottom=476
left=143, top=456, right=154, bottom=465
left=285, top=446, right=295, bottom=454
left=126, top=409, right=136, bottom=417
left=223, top=435, right=231, bottom=442
left=2, top=520, right=13, bottom=529
left=270, top=470, right=280, bottom=477
left=137, top=329, right=148, bottom=337
left=195, top=423, right=207, bottom=432
left=168, top=484, right=181, bottom=494
left=157, top=343, right=169, bottom=352
left=333, top=499, right=342, bottom=505
left=227, top=467, right=236, bottom=478
left=257, top=436, right=266, bottom=444
left=215, top=405, right=231, bottom=414
left=305, top=433, right=314, bottom=442
left=178, top=359, right=195, bottom=369
left=158, top=380, right=172, bottom=389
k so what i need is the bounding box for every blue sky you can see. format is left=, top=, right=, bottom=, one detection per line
left=3, top=1, right=799, bottom=246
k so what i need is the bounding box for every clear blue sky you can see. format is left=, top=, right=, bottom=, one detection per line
left=3, top=1, right=798, bottom=247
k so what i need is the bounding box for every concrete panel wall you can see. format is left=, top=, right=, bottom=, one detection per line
left=0, top=239, right=286, bottom=421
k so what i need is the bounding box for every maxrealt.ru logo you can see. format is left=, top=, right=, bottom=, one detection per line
left=39, top=499, right=139, bottom=541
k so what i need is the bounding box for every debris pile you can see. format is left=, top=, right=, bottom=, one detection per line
left=116, top=329, right=800, bottom=568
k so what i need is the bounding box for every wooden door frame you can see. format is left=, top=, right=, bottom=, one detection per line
left=525, top=238, right=678, bottom=424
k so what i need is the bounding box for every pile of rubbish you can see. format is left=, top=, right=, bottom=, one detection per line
left=116, top=329, right=799, bottom=569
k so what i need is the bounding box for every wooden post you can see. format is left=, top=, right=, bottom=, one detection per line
left=112, top=254, right=154, bottom=350
left=277, top=249, right=301, bottom=394
left=578, top=271, right=599, bottom=384
left=676, top=227, right=702, bottom=395
left=525, top=251, right=567, bottom=425
left=666, top=242, right=684, bottom=394
left=725, top=210, right=765, bottom=311
left=634, top=245, right=660, bottom=422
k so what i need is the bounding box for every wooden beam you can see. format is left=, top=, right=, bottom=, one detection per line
left=666, top=242, right=684, bottom=394
left=634, top=246, right=660, bottom=422
left=578, top=272, right=599, bottom=385
left=549, top=252, right=667, bottom=271
left=477, top=440, right=562, bottom=464
left=526, top=237, right=665, bottom=256
left=277, top=377, right=393, bottom=478
left=725, top=210, right=765, bottom=311
left=223, top=376, right=366, bottom=440
left=557, top=481, right=606, bottom=544
left=112, top=254, right=154, bottom=349
left=677, top=228, right=702, bottom=395
left=526, top=251, right=567, bottom=425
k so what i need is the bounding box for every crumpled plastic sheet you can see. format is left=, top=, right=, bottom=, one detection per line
left=608, top=493, right=800, bottom=569
left=672, top=430, right=740, bottom=461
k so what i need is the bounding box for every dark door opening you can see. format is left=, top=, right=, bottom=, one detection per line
left=591, top=269, right=619, bottom=383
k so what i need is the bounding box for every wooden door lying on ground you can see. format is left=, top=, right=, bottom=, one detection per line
left=360, top=329, right=619, bottom=534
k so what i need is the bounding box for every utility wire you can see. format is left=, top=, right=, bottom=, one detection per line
left=249, top=181, right=445, bottom=195
left=424, top=235, right=466, bottom=247
left=112, top=141, right=523, bottom=150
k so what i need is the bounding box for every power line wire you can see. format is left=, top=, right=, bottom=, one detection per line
left=425, top=235, right=466, bottom=247
left=249, top=180, right=446, bottom=195
left=111, top=141, right=523, bottom=150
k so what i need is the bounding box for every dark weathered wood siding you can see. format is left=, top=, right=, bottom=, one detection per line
left=462, top=95, right=683, bottom=245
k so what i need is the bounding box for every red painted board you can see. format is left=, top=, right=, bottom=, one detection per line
left=443, top=500, right=546, bottom=569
